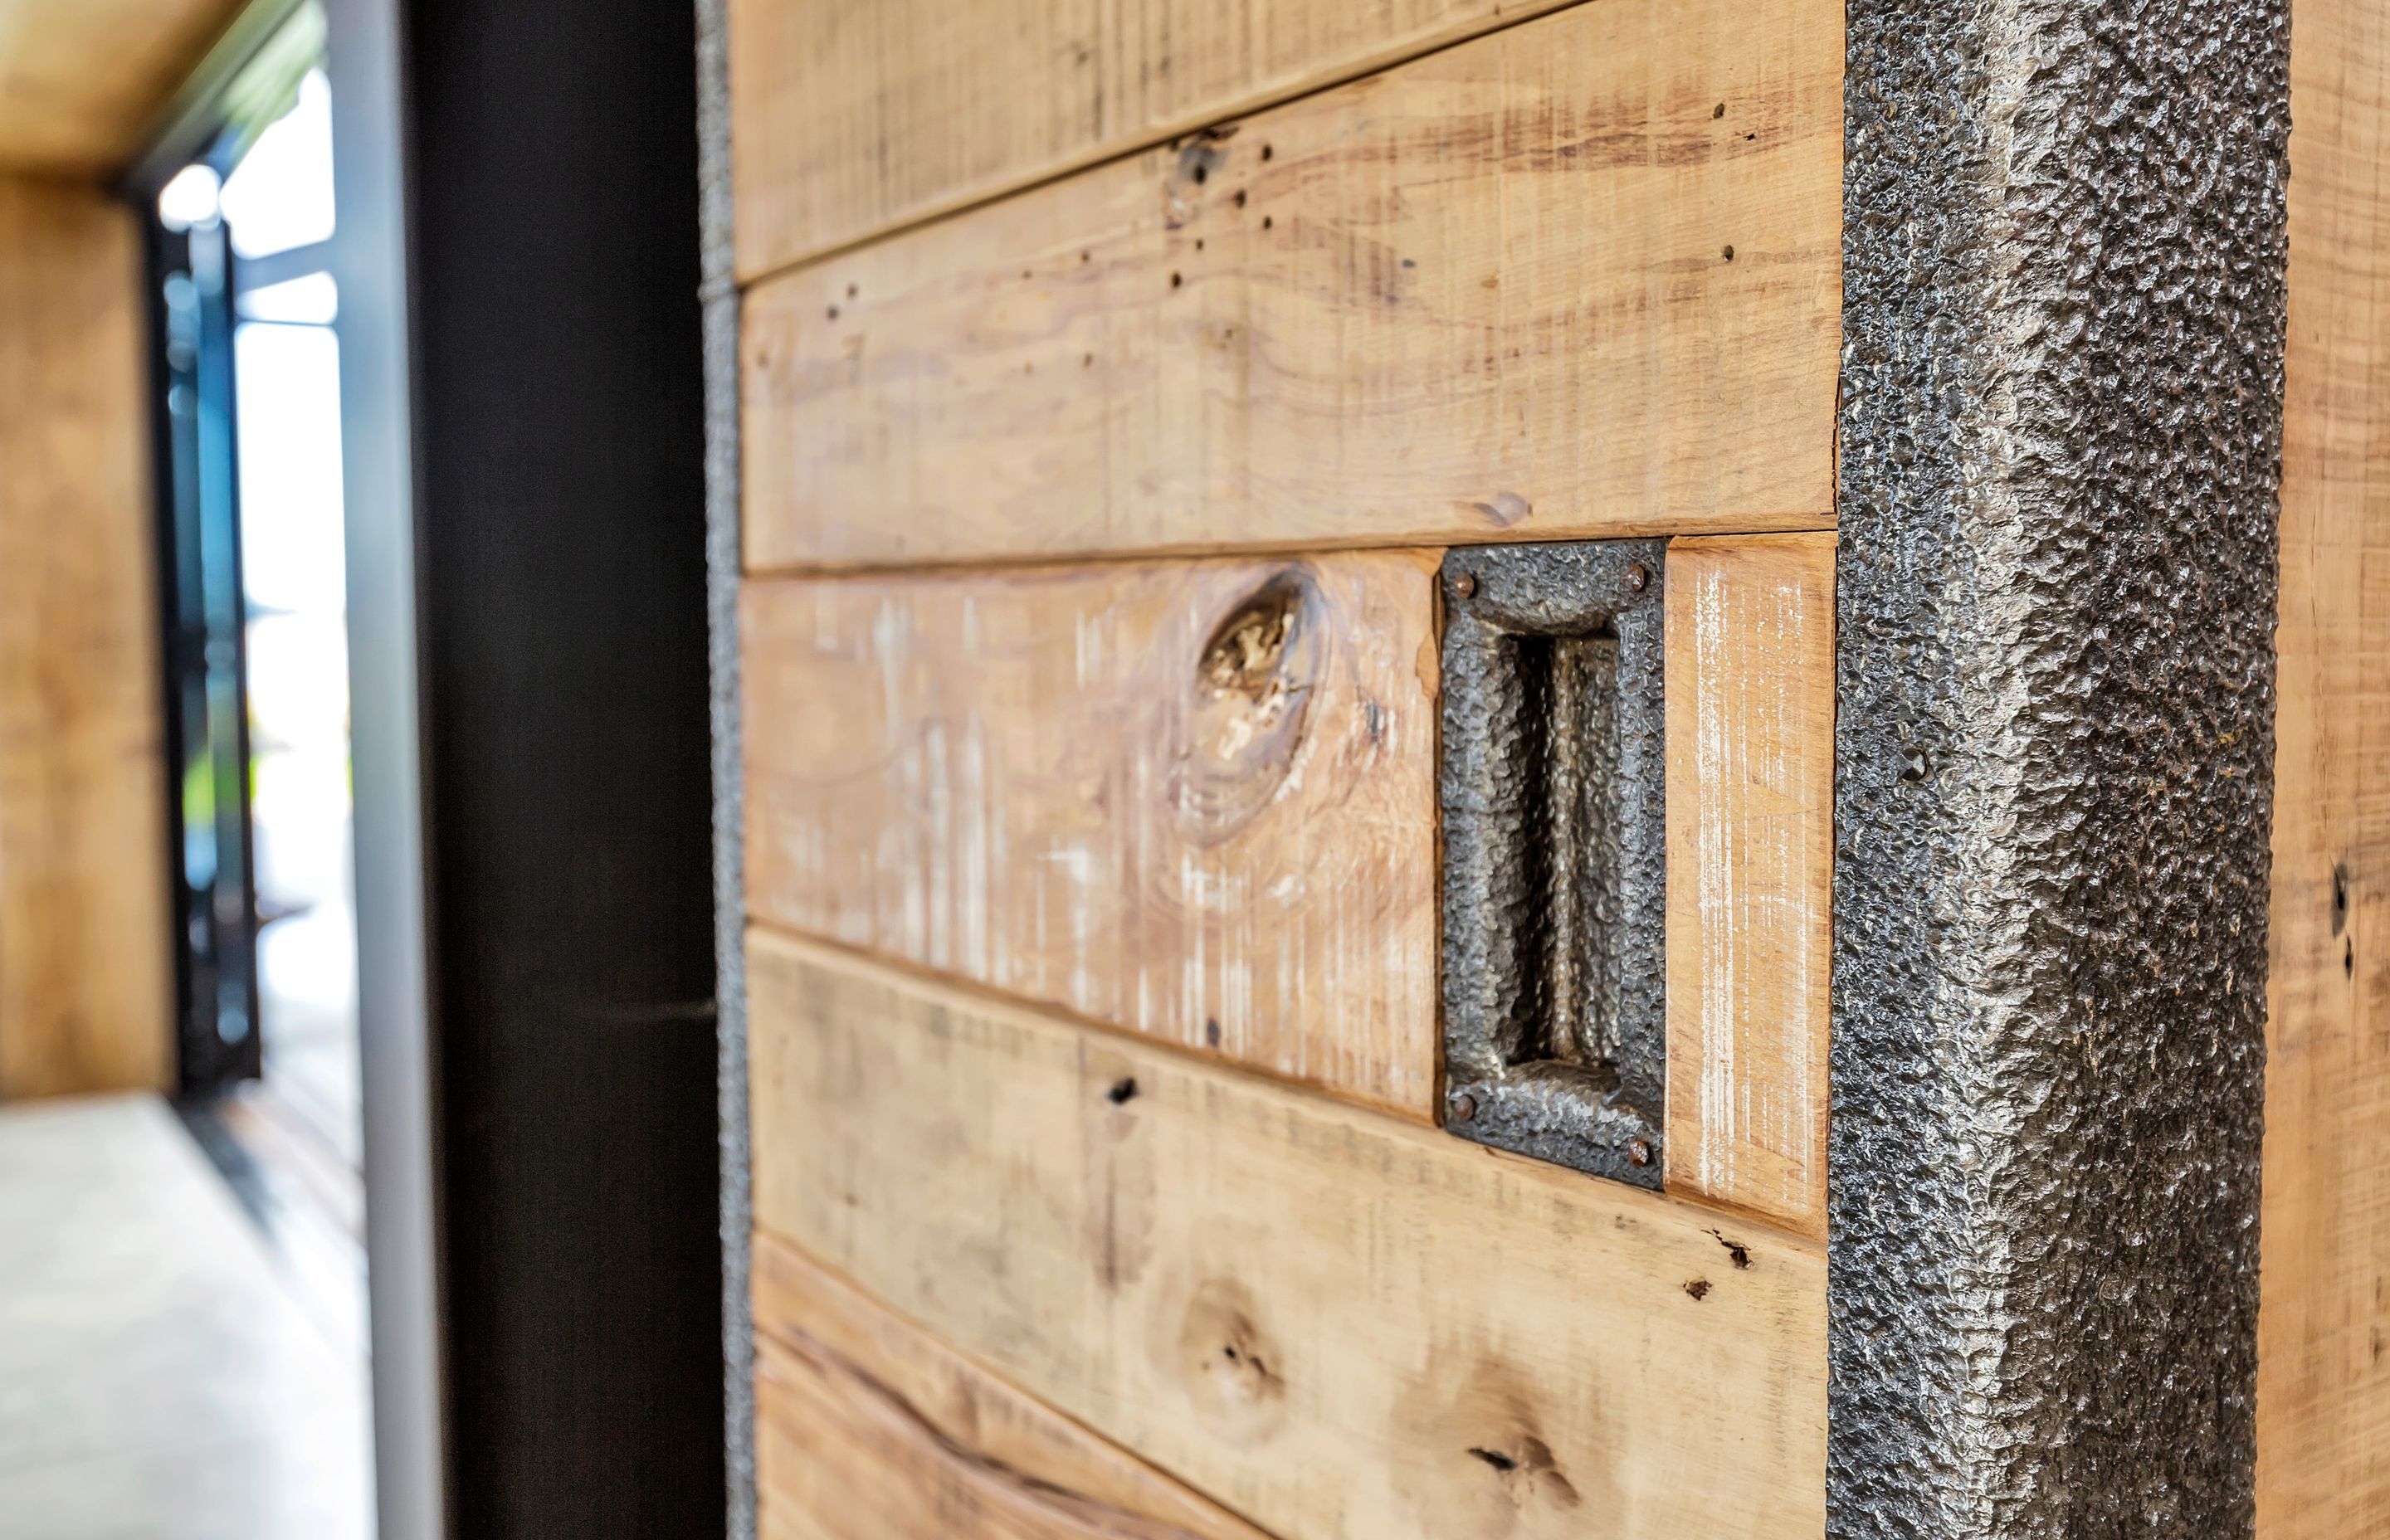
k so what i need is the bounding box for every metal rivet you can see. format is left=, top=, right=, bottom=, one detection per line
left=1448, top=1091, right=1478, bottom=1123
left=1452, top=573, right=1477, bottom=599
left=1629, top=1138, right=1653, bottom=1167
left=1626, top=563, right=1650, bottom=593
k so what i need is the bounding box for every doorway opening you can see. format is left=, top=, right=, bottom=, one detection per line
left=146, top=0, right=375, bottom=1484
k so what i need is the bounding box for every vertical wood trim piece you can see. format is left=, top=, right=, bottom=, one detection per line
left=748, top=928, right=1829, bottom=1540
left=1663, top=533, right=1834, bottom=1240
left=2259, top=0, right=2390, bottom=1526
left=0, top=177, right=171, bottom=1099
left=753, top=1234, right=1275, bottom=1540
left=739, top=0, right=1842, bottom=572
left=724, top=0, right=1593, bottom=279
left=740, top=553, right=1441, bottom=1119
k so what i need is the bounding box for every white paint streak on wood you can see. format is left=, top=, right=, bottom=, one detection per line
left=1693, top=559, right=1739, bottom=1200
left=742, top=553, right=1442, bottom=1118
left=1665, top=533, right=1835, bottom=1239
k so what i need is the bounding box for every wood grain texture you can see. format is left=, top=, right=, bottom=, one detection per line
left=0, top=0, right=241, bottom=176
left=754, top=1235, right=1275, bottom=1540
left=739, top=0, right=1841, bottom=573
left=725, top=0, right=1588, bottom=280
left=0, top=178, right=171, bottom=1099
left=748, top=929, right=1828, bottom=1540
left=741, top=553, right=1441, bottom=1118
left=2258, top=0, right=2390, bottom=1527
left=1663, top=534, right=1834, bottom=1240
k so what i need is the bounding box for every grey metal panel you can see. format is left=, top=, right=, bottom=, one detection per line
left=696, top=0, right=752, bottom=1533
left=1832, top=0, right=2289, bottom=1532
left=321, top=0, right=447, bottom=1532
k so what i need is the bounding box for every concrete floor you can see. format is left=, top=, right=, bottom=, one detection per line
left=0, top=1094, right=372, bottom=1539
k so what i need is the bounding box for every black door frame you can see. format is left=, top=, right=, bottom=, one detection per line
left=388, top=0, right=724, bottom=1528
left=144, top=202, right=264, bottom=1099
left=125, top=0, right=724, bottom=1533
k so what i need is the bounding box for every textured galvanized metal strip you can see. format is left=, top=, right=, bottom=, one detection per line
left=1439, top=540, right=1668, bottom=1187
left=696, top=0, right=752, bottom=1531
left=1833, top=0, right=2288, bottom=1532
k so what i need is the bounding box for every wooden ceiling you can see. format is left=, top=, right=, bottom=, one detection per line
left=0, top=0, right=246, bottom=178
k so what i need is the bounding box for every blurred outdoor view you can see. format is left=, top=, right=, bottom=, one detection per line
left=230, top=68, right=361, bottom=1187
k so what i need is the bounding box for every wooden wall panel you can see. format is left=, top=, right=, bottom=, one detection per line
left=2258, top=0, right=2390, bottom=1527
left=1663, top=534, right=1834, bottom=1240
left=739, top=0, right=1841, bottom=573
left=744, top=542, right=1843, bottom=1159
left=0, top=178, right=171, bottom=1099
left=754, top=1236, right=1274, bottom=1540
left=749, top=930, right=1828, bottom=1540
left=742, top=553, right=1442, bottom=1118
left=725, top=0, right=1590, bottom=280
left=0, top=0, right=243, bottom=177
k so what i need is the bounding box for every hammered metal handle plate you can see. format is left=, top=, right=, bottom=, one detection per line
left=1440, top=540, right=1667, bottom=1187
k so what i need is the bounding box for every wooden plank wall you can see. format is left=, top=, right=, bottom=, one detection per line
left=0, top=177, right=171, bottom=1099
left=755, top=1232, right=1277, bottom=1540
left=750, top=935, right=1828, bottom=1539
left=726, top=0, right=1593, bottom=277
left=2258, top=0, right=2390, bottom=1528
left=729, top=0, right=1845, bottom=1532
left=743, top=553, right=1442, bottom=1116
left=739, top=0, right=1841, bottom=570
left=743, top=538, right=1836, bottom=1236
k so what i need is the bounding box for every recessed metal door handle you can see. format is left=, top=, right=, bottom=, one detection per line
left=1440, top=540, right=1667, bottom=1187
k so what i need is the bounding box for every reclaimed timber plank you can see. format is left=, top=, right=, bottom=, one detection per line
left=740, top=553, right=1442, bottom=1118
left=754, top=1235, right=1276, bottom=1540
left=1662, top=533, right=1835, bottom=1240
left=2258, top=0, right=2390, bottom=1527
left=739, top=0, right=1841, bottom=571
left=747, top=930, right=1829, bottom=1540
left=724, top=0, right=1595, bottom=279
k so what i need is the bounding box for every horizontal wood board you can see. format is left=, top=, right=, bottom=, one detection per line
left=748, top=931, right=1829, bottom=1539
left=724, top=0, right=1593, bottom=279
left=739, top=0, right=1841, bottom=572
left=741, top=553, right=1442, bottom=1117
left=754, top=1235, right=1275, bottom=1540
